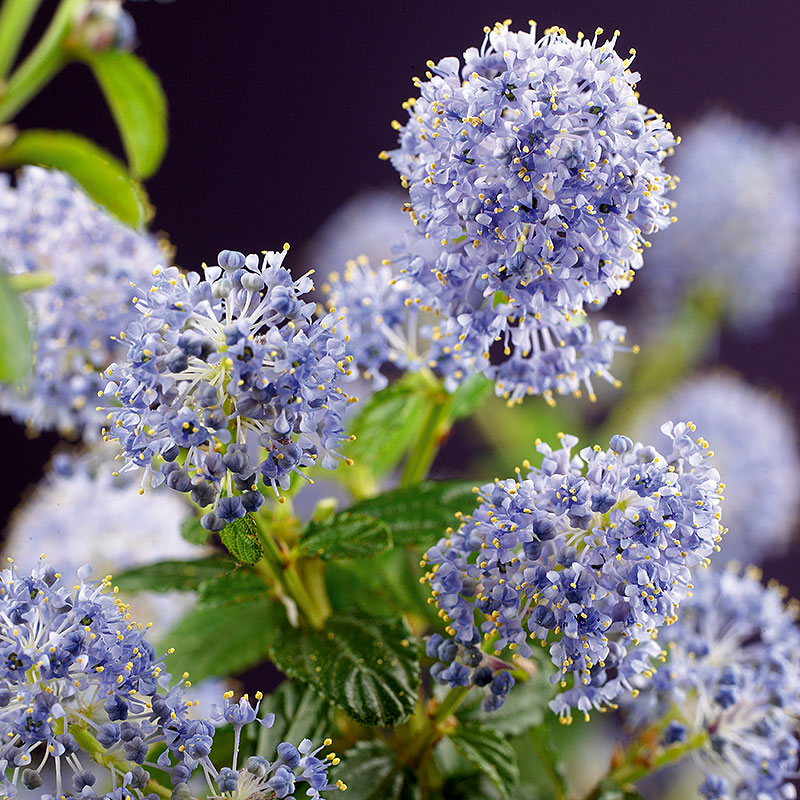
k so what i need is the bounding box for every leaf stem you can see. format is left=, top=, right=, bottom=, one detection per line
left=0, top=0, right=83, bottom=125
left=431, top=685, right=470, bottom=726
left=0, top=0, right=45, bottom=78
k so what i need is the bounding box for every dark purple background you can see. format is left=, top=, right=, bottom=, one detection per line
left=4, top=0, right=800, bottom=548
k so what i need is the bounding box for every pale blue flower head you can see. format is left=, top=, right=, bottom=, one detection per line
left=101, top=248, right=356, bottom=529
left=422, top=423, right=723, bottom=720
left=625, top=566, right=800, bottom=800
left=634, top=372, right=800, bottom=565
left=0, top=167, right=165, bottom=439
left=384, top=21, right=676, bottom=400
left=641, top=111, right=800, bottom=329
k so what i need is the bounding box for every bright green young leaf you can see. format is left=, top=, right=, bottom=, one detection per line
left=343, top=481, right=478, bottom=547
left=0, top=270, right=31, bottom=383
left=449, top=723, right=520, bottom=800
left=267, top=612, right=419, bottom=727
left=219, top=514, right=263, bottom=564
left=0, top=129, right=147, bottom=226
left=298, top=513, right=392, bottom=560
left=334, top=741, right=420, bottom=800
left=343, top=377, right=430, bottom=478
left=113, top=556, right=238, bottom=593
left=83, top=49, right=168, bottom=178
left=161, top=593, right=282, bottom=682
left=256, top=681, right=334, bottom=759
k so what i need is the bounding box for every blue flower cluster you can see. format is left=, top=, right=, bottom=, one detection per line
left=383, top=21, right=676, bottom=402
left=0, top=560, right=344, bottom=799
left=421, top=424, right=723, bottom=721
left=635, top=371, right=800, bottom=566
left=625, top=566, right=800, bottom=800
left=101, top=248, right=356, bottom=530
left=640, top=111, right=800, bottom=330
left=0, top=167, right=165, bottom=439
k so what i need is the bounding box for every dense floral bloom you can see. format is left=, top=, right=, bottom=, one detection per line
left=635, top=372, right=800, bottom=565
left=4, top=446, right=203, bottom=632
left=384, top=21, right=676, bottom=400
left=422, top=424, right=723, bottom=720
left=305, top=188, right=408, bottom=280
left=0, top=561, right=344, bottom=799
left=102, top=248, right=356, bottom=530
left=0, top=167, right=165, bottom=439
left=640, top=111, right=800, bottom=329
left=624, top=566, right=800, bottom=800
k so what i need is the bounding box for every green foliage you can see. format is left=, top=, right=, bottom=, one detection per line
left=335, top=741, right=420, bottom=800
left=113, top=556, right=238, bottom=593
left=450, top=373, right=493, bottom=421
left=219, top=514, right=264, bottom=564
left=256, top=681, right=333, bottom=759
left=449, top=723, right=520, bottom=800
left=194, top=570, right=269, bottom=606
left=160, top=584, right=280, bottom=682
left=83, top=50, right=168, bottom=178
left=0, top=129, right=147, bottom=226
left=267, top=612, right=419, bottom=727
left=591, top=781, right=645, bottom=800
left=344, top=481, right=478, bottom=547
left=343, top=377, right=431, bottom=478
left=180, top=516, right=210, bottom=546
left=0, top=271, right=31, bottom=383
left=299, top=513, right=392, bottom=560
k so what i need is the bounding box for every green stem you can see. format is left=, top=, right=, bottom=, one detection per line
left=283, top=561, right=327, bottom=629
left=0, top=0, right=82, bottom=125
left=296, top=557, right=333, bottom=622
left=431, top=684, right=470, bottom=726
left=400, top=384, right=455, bottom=487
left=6, top=271, right=54, bottom=292
left=0, top=0, right=44, bottom=78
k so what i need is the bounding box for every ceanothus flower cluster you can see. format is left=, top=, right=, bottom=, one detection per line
left=0, top=167, right=165, bottom=439
left=635, top=372, right=800, bottom=566
left=102, top=248, right=356, bottom=531
left=625, top=566, right=800, bottom=800
left=0, top=560, right=345, bottom=800
left=422, top=423, right=723, bottom=721
left=384, top=21, right=676, bottom=402
left=640, top=111, right=800, bottom=330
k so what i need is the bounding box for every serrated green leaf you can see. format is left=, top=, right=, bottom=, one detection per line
left=180, top=516, right=210, bottom=546
left=450, top=723, right=519, bottom=800
left=83, top=49, right=167, bottom=178
left=256, top=681, right=333, bottom=759
left=219, top=514, right=263, bottom=564
left=160, top=594, right=281, bottom=682
left=195, top=570, right=268, bottom=607
left=450, top=373, right=493, bottom=421
left=343, top=481, right=478, bottom=547
left=343, top=377, right=430, bottom=477
left=0, top=130, right=147, bottom=227
left=267, top=612, right=419, bottom=727
left=0, top=270, right=31, bottom=382
left=335, top=741, right=420, bottom=800
left=457, top=672, right=552, bottom=736
left=299, top=513, right=392, bottom=560
left=113, top=556, right=238, bottom=593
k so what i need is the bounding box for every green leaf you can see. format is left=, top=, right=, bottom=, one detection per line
left=457, top=672, right=553, bottom=736
left=161, top=593, right=281, bottom=682
left=195, top=570, right=268, bottom=607
left=113, top=556, right=238, bottom=593
left=344, top=481, right=478, bottom=547
left=267, top=612, right=419, bottom=727
left=83, top=49, right=168, bottom=178
left=0, top=270, right=31, bottom=383
left=335, top=741, right=420, bottom=800
left=591, top=781, right=644, bottom=800
left=219, top=514, right=263, bottom=564
left=450, top=373, right=493, bottom=421
left=298, top=513, right=392, bottom=560
left=180, top=516, right=210, bottom=546
left=344, top=377, right=430, bottom=478
left=0, top=129, right=147, bottom=226
left=450, top=724, right=519, bottom=800
left=256, top=681, right=333, bottom=759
